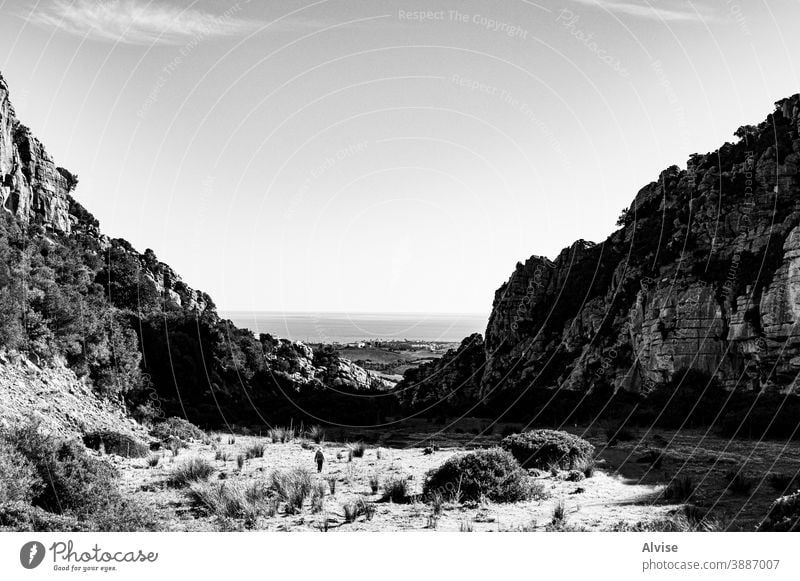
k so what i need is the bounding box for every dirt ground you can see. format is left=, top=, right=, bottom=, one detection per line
left=113, top=423, right=800, bottom=532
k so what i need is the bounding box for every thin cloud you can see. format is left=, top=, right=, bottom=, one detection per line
left=568, top=0, right=713, bottom=22
left=23, top=0, right=263, bottom=45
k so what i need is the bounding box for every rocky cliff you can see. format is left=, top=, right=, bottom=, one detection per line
left=399, top=93, right=800, bottom=410
left=0, top=71, right=381, bottom=431
left=0, top=73, right=75, bottom=233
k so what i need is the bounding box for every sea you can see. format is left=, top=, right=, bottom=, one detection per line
left=222, top=311, right=489, bottom=344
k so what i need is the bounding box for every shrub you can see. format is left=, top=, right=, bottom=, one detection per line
left=1, top=422, right=155, bottom=530
left=236, top=454, right=245, bottom=470
left=369, top=473, right=380, bottom=494
left=0, top=441, right=42, bottom=504
left=726, top=470, right=755, bottom=496
left=661, top=475, right=696, bottom=503
left=171, top=458, right=214, bottom=487
left=0, top=502, right=88, bottom=532
left=758, top=490, right=800, bottom=531
left=423, top=448, right=543, bottom=503
left=151, top=417, right=205, bottom=444
left=246, top=442, right=266, bottom=459
left=267, top=427, right=284, bottom=443
left=308, top=425, right=325, bottom=444
left=501, top=430, right=594, bottom=471
left=146, top=455, right=160, bottom=468
left=350, top=442, right=366, bottom=458
left=215, top=450, right=228, bottom=462
left=83, top=430, right=149, bottom=458
left=270, top=468, right=313, bottom=514
left=459, top=520, right=474, bottom=532
left=382, top=475, right=412, bottom=503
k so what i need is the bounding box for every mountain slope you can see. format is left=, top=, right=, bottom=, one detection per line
left=0, top=71, right=386, bottom=430
left=398, top=93, right=800, bottom=415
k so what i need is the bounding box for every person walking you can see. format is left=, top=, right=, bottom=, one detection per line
left=315, top=447, right=325, bottom=473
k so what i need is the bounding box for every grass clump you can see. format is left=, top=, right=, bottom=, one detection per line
left=369, top=473, right=380, bottom=494
left=146, top=455, right=160, bottom=468
left=350, top=442, right=367, bottom=458
left=767, top=472, right=794, bottom=491
left=501, top=429, right=594, bottom=471
left=382, top=474, right=412, bottom=503
left=190, top=481, right=276, bottom=525
left=307, top=425, right=325, bottom=444
left=270, top=468, right=313, bottom=514
left=661, top=475, right=696, bottom=502
left=325, top=476, right=337, bottom=495
left=423, top=448, right=543, bottom=503
left=236, top=454, right=245, bottom=470
left=83, top=430, right=150, bottom=458
left=171, top=458, right=214, bottom=487
left=726, top=470, right=755, bottom=496
left=246, top=442, right=266, bottom=459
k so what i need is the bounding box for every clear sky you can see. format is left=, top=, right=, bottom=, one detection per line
left=1, top=0, right=798, bottom=315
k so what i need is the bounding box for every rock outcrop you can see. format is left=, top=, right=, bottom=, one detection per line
left=399, top=93, right=800, bottom=407
left=0, top=353, right=143, bottom=439
left=0, top=73, right=75, bottom=233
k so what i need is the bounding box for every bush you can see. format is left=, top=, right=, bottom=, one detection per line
left=0, top=441, right=42, bottom=504
left=423, top=448, right=543, bottom=503
left=350, top=442, right=366, bottom=458
left=270, top=468, right=313, bottom=514
left=0, top=502, right=88, bottom=532
left=151, top=417, right=205, bottom=444
left=83, top=430, right=149, bottom=458
left=171, top=458, right=215, bottom=487
left=501, top=430, right=594, bottom=471
left=1, top=422, right=156, bottom=531
left=758, top=491, right=800, bottom=531
left=146, top=455, right=160, bottom=468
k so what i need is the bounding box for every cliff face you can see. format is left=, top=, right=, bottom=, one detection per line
left=399, top=93, right=800, bottom=407
left=485, top=95, right=800, bottom=396
left=0, top=73, right=75, bottom=233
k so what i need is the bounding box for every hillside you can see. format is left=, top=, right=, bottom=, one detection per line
left=0, top=71, right=387, bottom=432
left=398, top=93, right=800, bottom=431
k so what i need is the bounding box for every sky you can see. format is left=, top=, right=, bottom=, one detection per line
left=0, top=0, right=799, bottom=316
